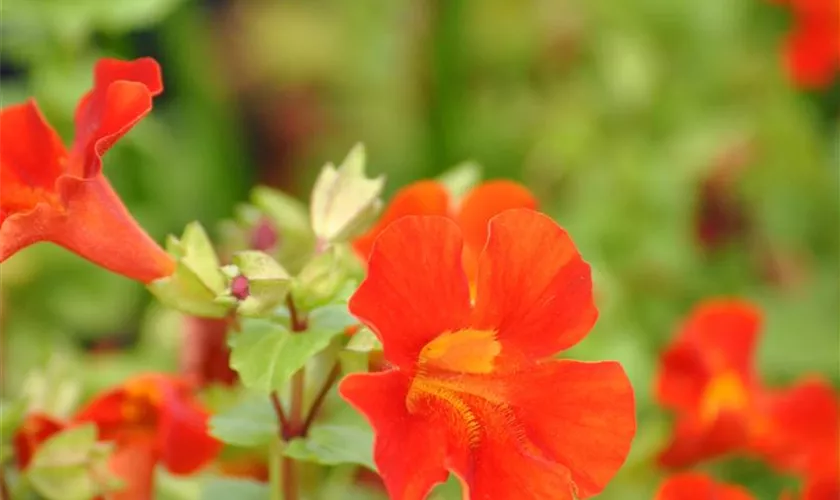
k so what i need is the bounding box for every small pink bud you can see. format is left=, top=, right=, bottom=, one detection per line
left=231, top=275, right=250, bottom=300
left=251, top=218, right=279, bottom=252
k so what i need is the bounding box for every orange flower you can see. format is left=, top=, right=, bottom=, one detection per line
left=655, top=300, right=764, bottom=468
left=776, top=0, right=839, bottom=88
left=74, top=374, right=221, bottom=500
left=339, top=209, right=635, bottom=500
left=0, top=57, right=175, bottom=283
left=352, top=180, right=537, bottom=283
left=755, top=378, right=839, bottom=492
left=655, top=473, right=754, bottom=500
left=12, top=413, right=66, bottom=469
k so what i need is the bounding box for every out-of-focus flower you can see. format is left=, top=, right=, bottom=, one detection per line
left=180, top=316, right=238, bottom=388
left=74, top=374, right=221, bottom=499
left=352, top=180, right=537, bottom=285
left=695, top=142, right=753, bottom=251
left=776, top=0, right=839, bottom=88
left=655, top=473, right=755, bottom=500
left=217, top=455, right=269, bottom=482
left=655, top=300, right=764, bottom=468
left=0, top=58, right=174, bottom=283
left=12, top=413, right=66, bottom=470
left=340, top=209, right=635, bottom=500
left=756, top=378, right=840, bottom=496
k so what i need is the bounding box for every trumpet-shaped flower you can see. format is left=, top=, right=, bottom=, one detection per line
left=655, top=300, right=763, bottom=467
left=340, top=209, right=635, bottom=500
left=655, top=473, right=754, bottom=500
left=0, top=58, right=174, bottom=283
left=352, top=180, right=537, bottom=283
left=74, top=374, right=221, bottom=499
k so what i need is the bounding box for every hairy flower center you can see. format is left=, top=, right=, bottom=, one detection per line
left=700, top=371, right=749, bottom=423
left=418, top=328, right=500, bottom=374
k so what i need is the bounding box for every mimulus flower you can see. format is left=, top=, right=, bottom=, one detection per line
left=74, top=374, right=221, bottom=499
left=340, top=209, right=635, bottom=500
left=655, top=300, right=764, bottom=468
left=777, top=0, right=839, bottom=88
left=655, top=473, right=754, bottom=500
left=0, top=57, right=175, bottom=283
left=352, top=179, right=537, bottom=283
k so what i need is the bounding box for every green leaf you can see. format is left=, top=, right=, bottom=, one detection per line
left=20, top=355, right=81, bottom=418
left=200, top=477, right=269, bottom=500
left=436, top=160, right=483, bottom=200
left=209, top=396, right=278, bottom=447
left=27, top=424, right=114, bottom=500
left=308, top=303, right=359, bottom=333
left=148, top=222, right=231, bottom=317
left=291, top=247, right=357, bottom=311
left=310, top=144, right=385, bottom=243
left=229, top=251, right=292, bottom=316
left=251, top=187, right=317, bottom=274
left=283, top=397, right=375, bottom=470
left=0, top=399, right=27, bottom=462
left=229, top=319, right=344, bottom=394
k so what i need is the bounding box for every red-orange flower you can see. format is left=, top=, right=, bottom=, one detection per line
left=0, top=57, right=175, bottom=283
left=340, top=209, right=635, bottom=500
left=74, top=374, right=221, bottom=500
left=12, top=413, right=66, bottom=469
left=655, top=473, right=755, bottom=500
left=776, top=0, right=839, bottom=88
left=655, top=300, right=764, bottom=468
left=352, top=180, right=537, bottom=283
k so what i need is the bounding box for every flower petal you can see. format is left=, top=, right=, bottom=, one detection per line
left=339, top=370, right=450, bottom=500
left=0, top=101, right=66, bottom=191
left=13, top=413, right=66, bottom=470
left=73, top=385, right=133, bottom=442
left=655, top=473, right=755, bottom=500
left=0, top=174, right=175, bottom=282
left=658, top=412, right=748, bottom=468
left=485, top=360, right=635, bottom=499
left=352, top=180, right=450, bottom=261
left=785, top=27, right=838, bottom=89
left=156, top=378, right=221, bottom=474
left=70, top=57, right=163, bottom=177
left=456, top=180, right=538, bottom=254
left=754, top=378, right=839, bottom=477
left=471, top=209, right=597, bottom=362
left=109, top=439, right=157, bottom=500
left=349, top=215, right=471, bottom=372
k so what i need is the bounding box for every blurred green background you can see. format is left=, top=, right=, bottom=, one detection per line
left=1, top=0, right=837, bottom=498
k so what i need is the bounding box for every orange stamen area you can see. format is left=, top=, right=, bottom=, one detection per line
left=699, top=371, right=749, bottom=423
left=121, top=380, right=163, bottom=429
left=418, top=328, right=501, bottom=375
left=406, top=329, right=537, bottom=453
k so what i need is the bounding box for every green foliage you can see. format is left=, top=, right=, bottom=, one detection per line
left=284, top=397, right=375, bottom=470
left=27, top=424, right=116, bottom=500
left=310, top=144, right=385, bottom=244
left=435, top=161, right=483, bottom=200
left=291, top=246, right=357, bottom=312
left=148, top=222, right=231, bottom=318
left=229, top=251, right=292, bottom=316
left=229, top=317, right=346, bottom=395
left=209, top=396, right=278, bottom=448
left=200, top=478, right=269, bottom=500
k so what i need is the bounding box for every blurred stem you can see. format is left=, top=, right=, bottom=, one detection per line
left=301, top=362, right=341, bottom=434
left=281, top=295, right=308, bottom=500
left=427, top=0, right=466, bottom=175
left=269, top=439, right=282, bottom=500
left=1, top=468, right=9, bottom=500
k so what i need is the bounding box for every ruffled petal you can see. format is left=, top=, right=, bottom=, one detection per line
left=339, top=370, right=450, bottom=500
left=471, top=209, right=597, bottom=362
left=349, top=216, right=472, bottom=372
left=156, top=378, right=221, bottom=474
left=0, top=101, right=67, bottom=225
left=784, top=27, right=838, bottom=89
left=12, top=413, right=66, bottom=470
left=352, top=181, right=450, bottom=261
left=0, top=174, right=174, bottom=282
left=456, top=180, right=538, bottom=254
left=73, top=386, right=134, bottom=442
left=70, top=57, right=163, bottom=177
left=655, top=473, right=755, bottom=500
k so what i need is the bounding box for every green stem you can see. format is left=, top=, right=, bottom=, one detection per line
left=269, top=439, right=283, bottom=500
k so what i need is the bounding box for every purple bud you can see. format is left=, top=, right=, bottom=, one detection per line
left=231, top=275, right=250, bottom=300
left=251, top=218, right=280, bottom=252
